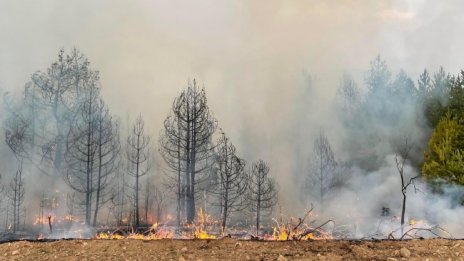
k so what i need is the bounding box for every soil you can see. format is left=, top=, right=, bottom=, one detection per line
left=0, top=238, right=463, bottom=260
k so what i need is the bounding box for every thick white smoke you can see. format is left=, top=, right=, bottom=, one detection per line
left=321, top=156, right=464, bottom=238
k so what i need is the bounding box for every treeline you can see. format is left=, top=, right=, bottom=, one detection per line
left=0, top=49, right=462, bottom=235
left=302, top=55, right=464, bottom=213
left=337, top=55, right=464, bottom=187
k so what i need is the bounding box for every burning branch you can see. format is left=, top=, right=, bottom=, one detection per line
left=296, top=219, right=334, bottom=241
left=290, top=204, right=314, bottom=237
left=270, top=205, right=334, bottom=241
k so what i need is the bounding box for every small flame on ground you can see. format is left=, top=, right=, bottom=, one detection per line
left=269, top=223, right=332, bottom=241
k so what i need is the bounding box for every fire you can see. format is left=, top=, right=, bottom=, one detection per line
left=95, top=232, right=124, bottom=240
left=95, top=209, right=218, bottom=240
left=408, top=219, right=428, bottom=227
left=95, top=230, right=175, bottom=240
left=95, top=223, right=176, bottom=240
left=269, top=215, right=333, bottom=241
left=194, top=208, right=216, bottom=239
left=194, top=227, right=216, bottom=239
left=272, top=224, right=288, bottom=240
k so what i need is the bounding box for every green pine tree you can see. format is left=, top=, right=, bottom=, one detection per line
left=422, top=112, right=464, bottom=185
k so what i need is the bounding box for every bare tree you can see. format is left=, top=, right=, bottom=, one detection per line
left=307, top=132, right=337, bottom=211
left=8, top=166, right=25, bottom=233
left=62, top=81, right=119, bottom=226
left=66, top=193, right=77, bottom=224
left=247, top=160, right=278, bottom=236
left=4, top=49, right=97, bottom=176
left=92, top=100, right=120, bottom=226
left=4, top=110, right=32, bottom=160
left=152, top=184, right=169, bottom=223
left=110, top=163, right=128, bottom=226
left=395, top=138, right=419, bottom=236
left=64, top=84, right=100, bottom=225
left=4, top=114, right=29, bottom=233
left=126, top=114, right=151, bottom=228
left=211, top=131, right=248, bottom=233
left=142, top=176, right=155, bottom=224
left=159, top=110, right=185, bottom=227
left=159, top=80, right=217, bottom=224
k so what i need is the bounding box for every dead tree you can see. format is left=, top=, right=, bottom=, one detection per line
left=177, top=81, right=217, bottom=224
left=66, top=193, right=76, bottom=224
left=64, top=84, right=100, bottom=225
left=153, top=184, right=168, bottom=223
left=111, top=162, right=128, bottom=226
left=64, top=86, right=119, bottom=226
left=4, top=119, right=28, bottom=233
left=159, top=111, right=185, bottom=228
left=211, top=131, right=248, bottom=233
left=8, top=166, right=25, bottom=233
left=4, top=111, right=31, bottom=160
left=307, top=132, right=337, bottom=211
left=4, top=49, right=97, bottom=176
left=247, top=160, right=278, bottom=236
left=395, top=138, right=419, bottom=236
left=142, top=176, right=155, bottom=224
left=159, top=80, right=217, bottom=224
left=126, top=114, right=151, bottom=228
left=92, top=99, right=120, bottom=226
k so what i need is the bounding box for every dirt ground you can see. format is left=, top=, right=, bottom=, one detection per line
left=0, top=238, right=463, bottom=261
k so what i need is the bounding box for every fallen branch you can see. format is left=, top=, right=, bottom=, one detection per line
left=387, top=225, right=453, bottom=240
left=296, top=220, right=334, bottom=240
left=400, top=226, right=453, bottom=240
left=290, top=204, right=314, bottom=237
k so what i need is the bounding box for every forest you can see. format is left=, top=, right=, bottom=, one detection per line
left=0, top=48, right=463, bottom=240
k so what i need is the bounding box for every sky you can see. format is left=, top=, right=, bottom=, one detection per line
left=1, top=0, right=464, bottom=216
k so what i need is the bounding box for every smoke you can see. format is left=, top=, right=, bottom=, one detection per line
left=321, top=156, right=464, bottom=238
left=1, top=0, right=464, bottom=238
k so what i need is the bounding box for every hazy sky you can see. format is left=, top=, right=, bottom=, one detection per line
left=1, top=0, right=464, bottom=209
left=1, top=0, right=463, bottom=118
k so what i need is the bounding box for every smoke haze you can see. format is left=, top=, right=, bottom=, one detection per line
left=1, top=0, right=464, bottom=237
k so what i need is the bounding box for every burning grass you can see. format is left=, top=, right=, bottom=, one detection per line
left=93, top=208, right=337, bottom=241
left=4, top=207, right=455, bottom=243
